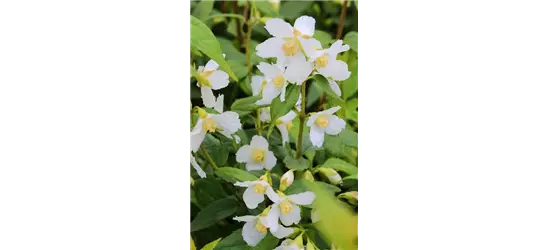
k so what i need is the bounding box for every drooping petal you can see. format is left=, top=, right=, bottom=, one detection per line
left=322, top=106, right=341, bottom=115
left=236, top=145, right=252, bottom=163
left=251, top=75, right=264, bottom=96
left=279, top=203, right=301, bottom=226
left=234, top=181, right=252, bottom=187
left=285, top=54, right=313, bottom=84
left=242, top=220, right=264, bottom=246
left=212, top=111, right=241, bottom=134
left=214, top=94, right=224, bottom=113
left=243, top=186, right=265, bottom=209
left=326, top=40, right=350, bottom=57
left=190, top=154, right=206, bottom=178
left=204, top=59, right=219, bottom=71
left=298, top=36, right=322, bottom=58
left=280, top=111, right=297, bottom=123
left=327, top=78, right=342, bottom=97
left=265, top=186, right=280, bottom=203
left=277, top=124, right=289, bottom=144
left=250, top=135, right=269, bottom=150
left=256, top=37, right=285, bottom=59
left=208, top=70, right=230, bottom=90
left=191, top=129, right=206, bottom=153
left=263, top=151, right=277, bottom=170
left=233, top=215, right=257, bottom=222
left=265, top=18, right=294, bottom=38
left=201, top=86, right=216, bottom=108
left=309, top=125, right=325, bottom=147
left=324, top=115, right=346, bottom=135
left=266, top=204, right=281, bottom=231
left=294, top=16, right=315, bottom=36
left=256, top=82, right=280, bottom=105
left=287, top=191, right=315, bottom=205
left=257, top=62, right=283, bottom=79
left=270, top=224, right=294, bottom=239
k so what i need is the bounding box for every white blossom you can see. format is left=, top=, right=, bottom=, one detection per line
left=190, top=154, right=206, bottom=178
left=234, top=179, right=278, bottom=209
left=234, top=212, right=293, bottom=247
left=260, top=107, right=271, bottom=122
left=279, top=170, right=294, bottom=191
left=191, top=108, right=241, bottom=152
left=236, top=135, right=277, bottom=171
left=276, top=111, right=297, bottom=144
left=195, top=59, right=229, bottom=108
left=265, top=192, right=315, bottom=231
left=311, top=40, right=351, bottom=81
left=274, top=239, right=304, bottom=250
left=306, top=106, right=346, bottom=147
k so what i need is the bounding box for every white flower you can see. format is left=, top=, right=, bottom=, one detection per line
left=274, top=239, right=304, bottom=250
left=306, top=106, right=346, bottom=147
left=311, top=40, right=351, bottom=81
left=236, top=135, right=277, bottom=171
left=279, top=170, right=295, bottom=191
left=191, top=108, right=241, bottom=152
left=295, top=94, right=302, bottom=112
left=255, top=62, right=287, bottom=104
left=234, top=179, right=278, bottom=209
left=327, top=78, right=342, bottom=97
left=251, top=75, right=268, bottom=97
left=233, top=134, right=241, bottom=144
left=266, top=191, right=315, bottom=231
left=276, top=111, right=297, bottom=144
left=213, top=94, right=224, bottom=113
left=190, top=154, right=206, bottom=178
left=260, top=107, right=271, bottom=122
left=317, top=167, right=342, bottom=185
left=196, top=59, right=229, bottom=108
left=234, top=213, right=293, bottom=247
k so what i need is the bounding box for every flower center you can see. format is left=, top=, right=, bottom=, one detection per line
left=273, top=74, right=285, bottom=88
left=315, top=115, right=329, bottom=128
left=252, top=149, right=265, bottom=163
left=285, top=122, right=294, bottom=130
left=255, top=220, right=268, bottom=233
left=293, top=28, right=302, bottom=37
left=202, top=118, right=217, bottom=132
left=282, top=38, right=300, bottom=56
left=279, top=200, right=293, bottom=215
left=315, top=54, right=329, bottom=68
left=197, top=70, right=213, bottom=87
left=197, top=108, right=208, bottom=119
left=253, top=183, right=265, bottom=194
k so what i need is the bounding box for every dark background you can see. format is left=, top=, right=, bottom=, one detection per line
left=0, top=0, right=15, bottom=16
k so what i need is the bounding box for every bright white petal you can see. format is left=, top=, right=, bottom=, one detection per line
left=326, top=40, right=350, bottom=57
left=234, top=181, right=252, bottom=187
left=327, top=78, right=342, bottom=97
left=251, top=75, right=264, bottom=96
left=260, top=108, right=271, bottom=122
left=256, top=37, right=285, bottom=59
left=256, top=82, right=280, bottom=105
left=265, top=186, right=280, bottom=203
left=191, top=130, right=206, bottom=153
left=263, top=151, right=277, bottom=170
left=212, top=111, right=241, bottom=134
left=285, top=54, right=313, bottom=84
left=280, top=111, right=297, bottom=123
left=257, top=62, right=283, bottom=78
left=271, top=224, right=294, bottom=239
left=298, top=37, right=322, bottom=58
left=322, top=106, right=341, bottom=115
left=280, top=82, right=287, bottom=101
left=201, top=86, right=216, bottom=108
left=190, top=154, right=206, bottom=178
left=234, top=215, right=256, bottom=222
left=265, top=18, right=294, bottom=37
left=309, top=125, right=325, bottom=147
left=214, top=94, right=224, bottom=113
left=324, top=115, right=346, bottom=135
left=280, top=203, right=301, bottom=226
left=246, top=162, right=263, bottom=171
left=306, top=112, right=321, bottom=127
left=242, top=220, right=264, bottom=246
left=266, top=204, right=281, bottom=231
left=204, top=59, right=219, bottom=71
left=288, top=191, right=315, bottom=205
left=208, top=70, right=230, bottom=90
left=243, top=186, right=265, bottom=209
left=197, top=66, right=204, bottom=72
left=277, top=125, right=289, bottom=144
left=236, top=145, right=252, bottom=163
left=250, top=135, right=269, bottom=150
left=294, top=16, right=315, bottom=36
left=318, top=59, right=351, bottom=81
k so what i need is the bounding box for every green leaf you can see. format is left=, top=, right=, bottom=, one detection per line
left=191, top=197, right=239, bottom=232
left=320, top=158, right=358, bottom=175
left=230, top=95, right=265, bottom=112
left=340, top=129, right=358, bottom=148
left=255, top=1, right=278, bottom=17
left=283, top=156, right=309, bottom=170
left=343, top=31, right=358, bottom=53
left=345, top=99, right=358, bottom=122
left=342, top=174, right=358, bottom=180
left=268, top=84, right=300, bottom=130
left=191, top=16, right=237, bottom=81
left=203, top=134, right=229, bottom=167
left=193, top=178, right=228, bottom=207
left=215, top=167, right=258, bottom=182
left=279, top=1, right=312, bottom=19
left=213, top=229, right=279, bottom=250
left=312, top=75, right=346, bottom=106
left=342, top=51, right=358, bottom=100
left=227, top=60, right=248, bottom=80
left=201, top=238, right=222, bottom=250
left=313, top=30, right=333, bottom=48
left=285, top=180, right=341, bottom=196
left=192, top=0, right=215, bottom=22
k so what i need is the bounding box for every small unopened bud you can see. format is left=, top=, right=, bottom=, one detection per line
left=279, top=170, right=294, bottom=191
left=302, top=170, right=315, bottom=182
left=317, top=168, right=342, bottom=185
left=310, top=208, right=320, bottom=223
left=338, top=191, right=358, bottom=205
left=259, top=171, right=272, bottom=186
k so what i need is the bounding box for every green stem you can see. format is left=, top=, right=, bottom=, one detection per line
left=256, top=109, right=263, bottom=135
left=200, top=144, right=217, bottom=169
left=206, top=13, right=246, bottom=21
left=295, top=82, right=307, bottom=158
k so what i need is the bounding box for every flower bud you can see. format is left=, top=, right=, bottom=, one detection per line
left=279, top=170, right=294, bottom=191
left=310, top=208, right=320, bottom=223
left=338, top=191, right=358, bottom=205
left=317, top=167, right=342, bottom=185
left=258, top=172, right=272, bottom=186
left=302, top=170, right=315, bottom=182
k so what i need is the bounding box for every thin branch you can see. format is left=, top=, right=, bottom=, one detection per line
left=336, top=0, right=349, bottom=40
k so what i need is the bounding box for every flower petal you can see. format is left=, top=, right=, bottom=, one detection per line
left=204, top=59, right=219, bottom=71
left=327, top=78, right=342, bottom=97
left=256, top=37, right=285, bottom=59
left=212, top=111, right=241, bottom=134
left=242, top=220, right=264, bottom=246
left=265, top=18, right=294, bottom=37
left=191, top=129, right=206, bottom=153
left=266, top=204, right=281, bottom=231
left=270, top=224, right=294, bottom=239
left=306, top=112, right=321, bottom=127
left=326, top=40, right=350, bottom=57
left=322, top=106, right=341, bottom=115
left=233, top=215, right=257, bottom=222
left=190, top=154, right=206, bottom=178
left=208, top=70, right=229, bottom=90
left=256, top=82, right=280, bottom=105
left=285, top=54, right=313, bottom=84
left=279, top=203, right=301, bottom=226
left=250, top=135, right=269, bottom=150
left=200, top=86, right=216, bottom=108
left=276, top=124, right=289, bottom=144
left=309, top=125, right=325, bottom=147
left=236, top=145, right=251, bottom=163
left=257, top=62, right=283, bottom=79
left=263, top=150, right=277, bottom=170
left=265, top=186, right=280, bottom=203
left=234, top=181, right=252, bottom=187
left=318, top=59, right=351, bottom=81
left=251, top=75, right=264, bottom=96
left=287, top=191, right=315, bottom=205
left=246, top=162, right=263, bottom=171
left=298, top=37, right=322, bottom=58
left=324, top=115, right=346, bottom=135
left=294, top=16, right=315, bottom=36
left=214, top=94, right=224, bottom=113
left=243, top=186, right=265, bottom=209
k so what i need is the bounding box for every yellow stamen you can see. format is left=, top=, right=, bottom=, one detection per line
left=273, top=74, right=285, bottom=88
left=315, top=115, right=329, bottom=128
left=255, top=220, right=268, bottom=233
left=252, top=149, right=265, bottom=163
left=282, top=38, right=300, bottom=56
left=302, top=34, right=312, bottom=39
left=285, top=122, right=293, bottom=130
left=279, top=200, right=293, bottom=215
left=197, top=70, right=213, bottom=87
left=276, top=119, right=284, bottom=126
left=202, top=118, right=217, bottom=132
left=315, top=54, right=329, bottom=68
left=253, top=183, right=265, bottom=194
left=197, top=108, right=208, bottom=119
